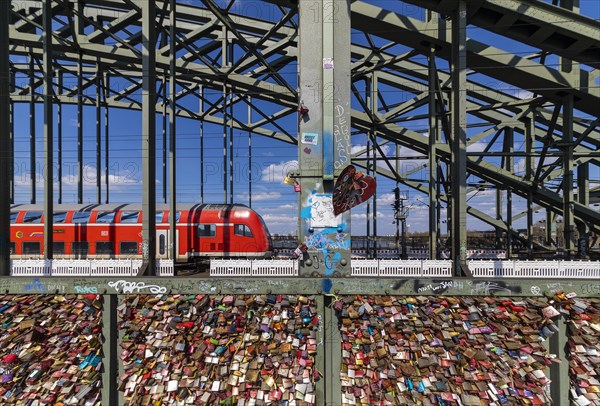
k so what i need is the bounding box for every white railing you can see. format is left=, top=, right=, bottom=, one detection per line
left=378, top=260, right=424, bottom=277
left=10, top=260, right=51, bottom=276
left=469, top=260, right=600, bottom=279
left=210, top=259, right=298, bottom=277
left=10, top=259, right=599, bottom=279
left=350, top=249, right=506, bottom=260
left=251, top=260, right=298, bottom=277
left=352, top=259, right=452, bottom=277
left=10, top=259, right=173, bottom=276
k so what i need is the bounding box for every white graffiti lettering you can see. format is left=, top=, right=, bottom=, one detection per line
left=108, top=280, right=167, bottom=294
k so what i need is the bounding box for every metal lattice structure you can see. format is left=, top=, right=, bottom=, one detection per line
left=0, top=0, right=599, bottom=275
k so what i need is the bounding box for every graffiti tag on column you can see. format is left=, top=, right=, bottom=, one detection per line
left=334, top=104, right=349, bottom=169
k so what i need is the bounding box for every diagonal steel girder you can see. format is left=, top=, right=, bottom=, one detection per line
left=350, top=45, right=600, bottom=170
left=402, top=0, right=600, bottom=68
left=350, top=1, right=599, bottom=116
left=353, top=161, right=545, bottom=248
left=352, top=111, right=600, bottom=234
left=9, top=31, right=297, bottom=104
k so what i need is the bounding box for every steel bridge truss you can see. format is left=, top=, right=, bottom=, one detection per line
left=0, top=0, right=599, bottom=275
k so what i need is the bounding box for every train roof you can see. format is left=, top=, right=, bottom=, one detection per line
left=10, top=203, right=252, bottom=213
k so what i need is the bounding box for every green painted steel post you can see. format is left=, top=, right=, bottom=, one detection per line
left=451, top=0, right=468, bottom=276
left=324, top=295, right=342, bottom=405
left=43, top=0, right=53, bottom=260
left=298, top=0, right=352, bottom=277
left=101, top=294, right=119, bottom=405
left=549, top=314, right=570, bottom=405
left=0, top=0, right=11, bottom=275
left=138, top=0, right=157, bottom=276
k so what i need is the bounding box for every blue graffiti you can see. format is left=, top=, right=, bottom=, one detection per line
left=300, top=206, right=312, bottom=218
left=322, top=279, right=333, bottom=294
left=324, top=251, right=342, bottom=275
left=24, top=278, right=46, bottom=293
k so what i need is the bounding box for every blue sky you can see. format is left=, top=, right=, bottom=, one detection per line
left=10, top=0, right=599, bottom=236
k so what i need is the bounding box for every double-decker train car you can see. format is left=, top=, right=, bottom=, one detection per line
left=9, top=203, right=273, bottom=263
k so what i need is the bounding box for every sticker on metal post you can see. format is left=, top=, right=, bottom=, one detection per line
left=311, top=194, right=337, bottom=228
left=301, top=133, right=319, bottom=145
left=323, top=58, right=334, bottom=69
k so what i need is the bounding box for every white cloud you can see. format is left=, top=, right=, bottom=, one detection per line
left=261, top=160, right=298, bottom=183
left=237, top=191, right=282, bottom=201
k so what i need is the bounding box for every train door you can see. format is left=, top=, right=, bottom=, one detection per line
left=156, top=230, right=179, bottom=259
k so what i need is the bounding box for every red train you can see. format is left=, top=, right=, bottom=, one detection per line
left=9, top=203, right=273, bottom=263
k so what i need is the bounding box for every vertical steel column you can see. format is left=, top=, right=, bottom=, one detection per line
left=371, top=74, right=378, bottom=258
left=323, top=295, right=342, bottom=406
left=169, top=0, right=177, bottom=263
left=504, top=127, right=514, bottom=259
left=7, top=100, right=15, bottom=204
left=57, top=71, right=62, bottom=204
left=29, top=53, right=36, bottom=204
left=139, top=0, right=157, bottom=275
left=199, top=85, right=204, bottom=203
left=562, top=94, right=575, bottom=256
left=43, top=0, right=53, bottom=260
left=228, top=45, right=234, bottom=204
left=525, top=115, right=535, bottom=257
left=314, top=296, right=325, bottom=404
left=162, top=72, right=167, bottom=204
left=100, top=295, right=118, bottom=405
left=76, top=0, right=84, bottom=204
left=9, top=99, right=14, bottom=204
left=546, top=210, right=554, bottom=247
left=0, top=0, right=11, bottom=275
left=549, top=314, right=569, bottom=405
left=428, top=46, right=438, bottom=260
left=77, top=51, right=83, bottom=204
left=451, top=0, right=468, bottom=276
left=248, top=97, right=252, bottom=208
left=222, top=26, right=228, bottom=204
left=103, top=72, right=109, bottom=203
left=298, top=0, right=352, bottom=277
left=372, top=139, right=378, bottom=258
left=222, top=82, right=228, bottom=203
left=577, top=162, right=589, bottom=256
left=496, top=187, right=503, bottom=248
left=96, top=64, right=101, bottom=204
left=365, top=79, right=371, bottom=258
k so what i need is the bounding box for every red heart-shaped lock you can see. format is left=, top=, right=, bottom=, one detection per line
left=333, top=165, right=376, bottom=216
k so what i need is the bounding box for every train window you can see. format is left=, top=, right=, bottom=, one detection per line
left=72, top=242, right=89, bottom=256
left=9, top=243, right=15, bottom=254
left=156, top=211, right=164, bottom=223
left=10, top=212, right=17, bottom=223
left=96, top=242, right=114, bottom=255
left=159, top=234, right=166, bottom=255
left=72, top=212, right=91, bottom=224
left=53, top=242, right=65, bottom=255
left=23, top=212, right=42, bottom=223
left=96, top=211, right=116, bottom=223
left=120, top=242, right=138, bottom=255
left=120, top=212, right=139, bottom=223
left=198, top=224, right=216, bottom=237
left=22, top=242, right=40, bottom=255
left=167, top=211, right=181, bottom=223
left=234, top=224, right=253, bottom=238
left=53, top=212, right=67, bottom=223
